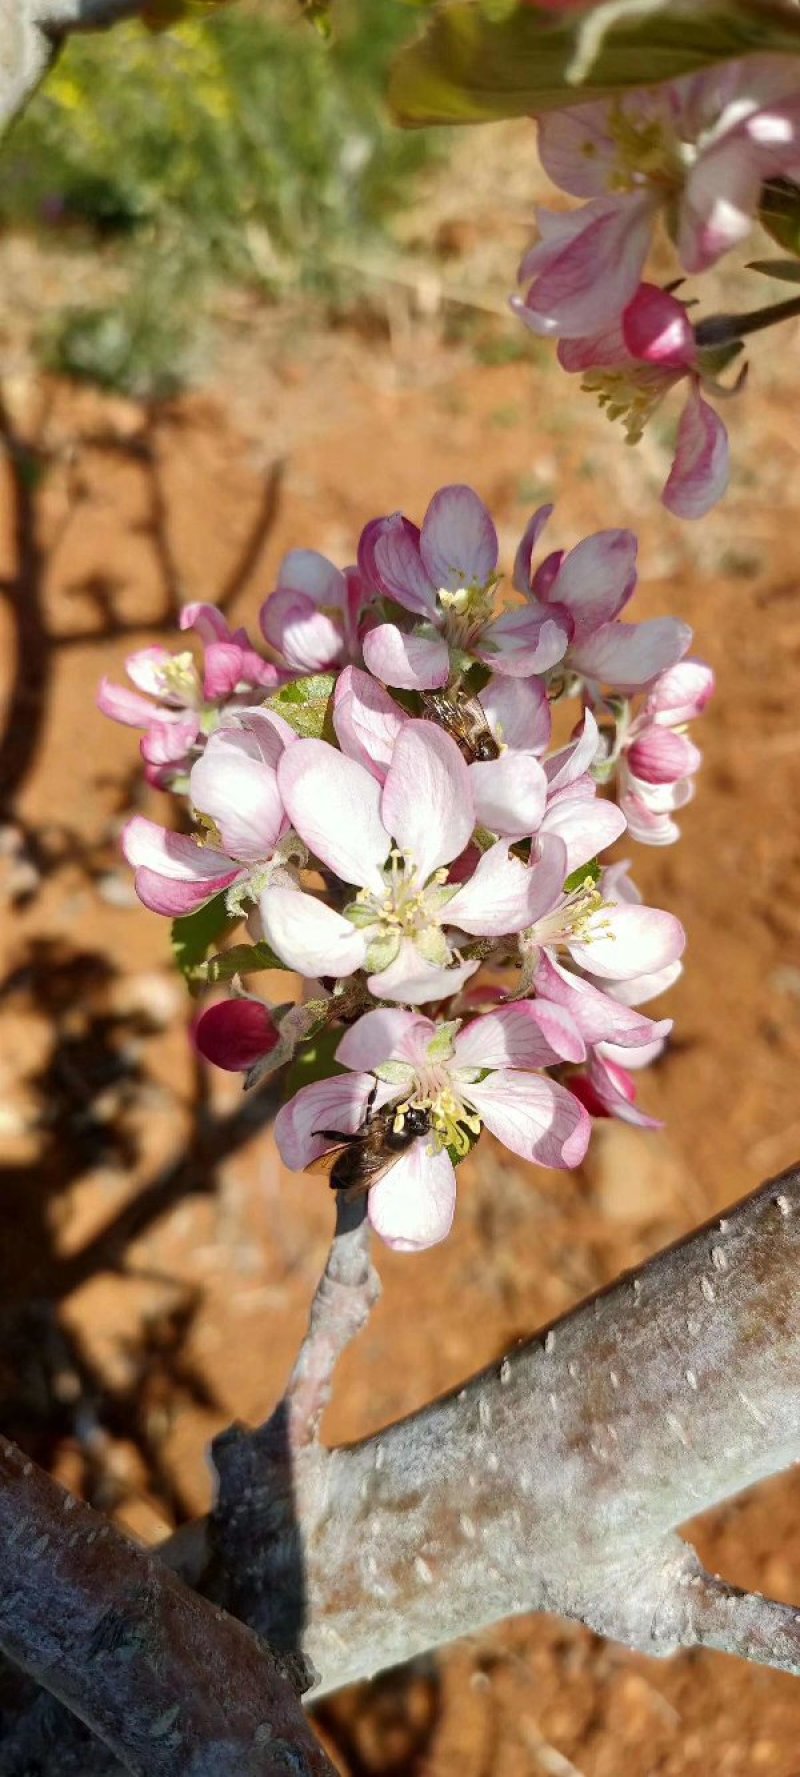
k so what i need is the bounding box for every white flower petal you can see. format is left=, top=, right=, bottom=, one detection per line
left=260, top=886, right=367, bottom=979
left=367, top=1142, right=457, bottom=1252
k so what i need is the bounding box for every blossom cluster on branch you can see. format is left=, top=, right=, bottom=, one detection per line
left=512, top=52, right=800, bottom=514
left=101, top=484, right=711, bottom=1253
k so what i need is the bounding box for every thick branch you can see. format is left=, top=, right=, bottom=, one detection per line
left=4, top=1162, right=800, bottom=1776
left=294, top=1163, right=800, bottom=1691
left=1, top=1, right=145, bottom=133
left=0, top=1436, right=335, bottom=1777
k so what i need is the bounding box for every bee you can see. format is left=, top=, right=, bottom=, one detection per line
left=420, top=688, right=500, bottom=763
left=310, top=1101, right=432, bottom=1201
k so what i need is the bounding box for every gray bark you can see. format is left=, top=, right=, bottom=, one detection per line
left=0, top=1436, right=336, bottom=1777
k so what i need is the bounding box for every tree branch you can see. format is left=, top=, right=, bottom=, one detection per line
left=4, top=1161, right=800, bottom=1775
left=216, top=1160, right=800, bottom=1694
left=0, top=1435, right=336, bottom=1777
left=1, top=1, right=147, bottom=134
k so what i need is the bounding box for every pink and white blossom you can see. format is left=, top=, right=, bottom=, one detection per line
left=359, top=485, right=570, bottom=689
left=518, top=834, right=685, bottom=985
left=261, top=722, right=556, bottom=1003
left=259, top=551, right=373, bottom=674
left=617, top=658, right=714, bottom=844
left=514, top=500, right=690, bottom=685
left=558, top=285, right=733, bottom=518
left=98, top=605, right=280, bottom=785
left=275, top=1005, right=591, bottom=1251
left=122, top=708, right=297, bottom=917
left=518, top=60, right=800, bottom=338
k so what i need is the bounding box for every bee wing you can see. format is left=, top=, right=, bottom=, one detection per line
left=340, top=1148, right=405, bottom=1203
left=304, top=1141, right=352, bottom=1179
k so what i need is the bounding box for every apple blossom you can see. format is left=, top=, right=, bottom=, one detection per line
left=275, top=1006, right=591, bottom=1251
left=359, top=484, right=570, bottom=689
left=121, top=708, right=298, bottom=917
left=599, top=658, right=714, bottom=844
left=98, top=603, right=281, bottom=786
left=259, top=551, right=373, bottom=673
left=102, top=481, right=703, bottom=1253
left=513, top=501, right=691, bottom=687
left=260, top=721, right=556, bottom=1004
left=556, top=284, right=735, bottom=518
left=516, top=59, right=800, bottom=341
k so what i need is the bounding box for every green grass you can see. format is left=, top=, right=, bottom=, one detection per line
left=0, top=0, right=441, bottom=393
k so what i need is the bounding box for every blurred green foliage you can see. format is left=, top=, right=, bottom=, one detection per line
left=0, top=0, right=440, bottom=394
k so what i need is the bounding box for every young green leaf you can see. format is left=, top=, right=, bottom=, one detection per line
left=264, top=674, right=336, bottom=740
left=389, top=2, right=800, bottom=129
left=172, top=896, right=234, bottom=986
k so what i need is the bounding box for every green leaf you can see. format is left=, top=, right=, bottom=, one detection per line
left=564, top=858, right=601, bottom=894
left=197, top=941, right=286, bottom=985
left=284, top=1025, right=347, bottom=1100
left=172, top=896, right=234, bottom=986
left=264, top=674, right=336, bottom=740
left=748, top=258, right=800, bottom=284
left=758, top=177, right=800, bottom=256
left=389, top=3, right=800, bottom=129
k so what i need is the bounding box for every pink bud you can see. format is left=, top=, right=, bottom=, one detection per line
left=622, top=284, right=696, bottom=370
left=194, top=999, right=280, bottom=1072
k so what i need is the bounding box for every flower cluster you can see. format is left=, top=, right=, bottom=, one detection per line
left=513, top=55, right=800, bottom=514
left=103, top=485, right=712, bottom=1252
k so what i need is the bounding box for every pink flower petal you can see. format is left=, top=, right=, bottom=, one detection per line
left=276, top=548, right=346, bottom=606
left=469, top=752, right=547, bottom=838
left=466, top=1070, right=590, bottom=1169
left=446, top=842, right=547, bottom=937
left=335, top=1007, right=429, bottom=1073
left=260, top=587, right=343, bottom=673
left=544, top=709, right=600, bottom=792
left=278, top=739, right=389, bottom=893
left=96, top=679, right=159, bottom=727
left=362, top=623, right=450, bottom=692
left=534, top=950, right=671, bottom=1049
left=569, top=903, right=685, bottom=981
left=194, top=999, right=280, bottom=1072
left=231, top=706, right=298, bottom=768
left=479, top=607, right=569, bottom=677
left=333, top=666, right=406, bottom=781
left=259, top=885, right=368, bottom=980
left=596, top=960, right=682, bottom=1007
left=480, top=674, right=551, bottom=754
left=125, top=646, right=179, bottom=698
left=190, top=737, right=286, bottom=864
left=275, top=1073, right=375, bottom=1171
left=381, top=721, right=474, bottom=878
left=570, top=618, right=691, bottom=691
left=180, top=603, right=231, bottom=643
left=140, top=714, right=200, bottom=766
left=122, top=816, right=238, bottom=881
left=547, top=529, right=638, bottom=644
left=627, top=726, right=701, bottom=784
left=454, top=1003, right=561, bottom=1072
left=368, top=941, right=478, bottom=1007
left=367, top=1142, right=457, bottom=1252
left=645, top=659, right=715, bottom=725
left=368, top=514, right=438, bottom=619
left=419, top=485, right=498, bottom=590
left=540, top=792, right=627, bottom=874
left=662, top=387, right=729, bottom=521
left=622, top=283, right=696, bottom=369
left=512, top=503, right=554, bottom=594
left=537, top=102, right=622, bottom=198
left=515, top=194, right=654, bottom=339
left=133, top=866, right=240, bottom=917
